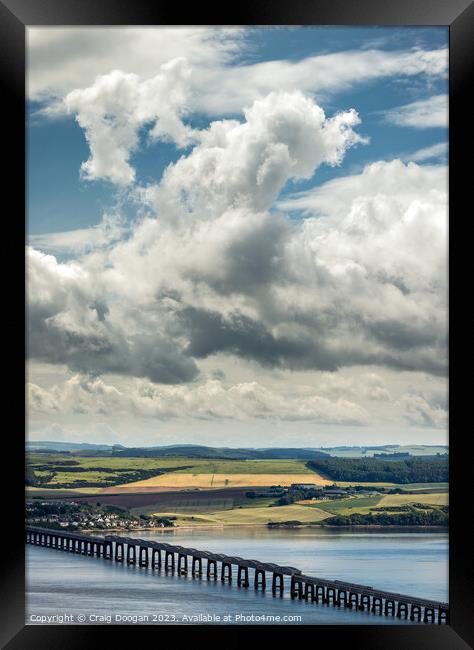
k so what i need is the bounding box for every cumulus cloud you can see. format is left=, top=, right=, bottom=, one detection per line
left=27, top=374, right=369, bottom=425
left=64, top=59, right=197, bottom=185
left=27, top=88, right=447, bottom=395
left=143, top=91, right=367, bottom=212
left=383, top=94, right=448, bottom=129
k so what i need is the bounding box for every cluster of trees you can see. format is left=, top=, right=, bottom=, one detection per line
left=275, top=488, right=324, bottom=506
left=307, top=457, right=448, bottom=483
left=324, top=509, right=448, bottom=526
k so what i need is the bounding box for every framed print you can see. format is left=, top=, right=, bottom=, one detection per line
left=1, top=0, right=472, bottom=648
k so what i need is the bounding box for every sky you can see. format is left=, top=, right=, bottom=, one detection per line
left=26, top=26, right=448, bottom=447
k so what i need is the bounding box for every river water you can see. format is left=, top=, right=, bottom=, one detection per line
left=26, top=527, right=448, bottom=625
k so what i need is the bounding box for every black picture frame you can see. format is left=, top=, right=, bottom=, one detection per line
left=1, top=1, right=471, bottom=647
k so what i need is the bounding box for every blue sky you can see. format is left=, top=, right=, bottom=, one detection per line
left=26, top=27, right=448, bottom=446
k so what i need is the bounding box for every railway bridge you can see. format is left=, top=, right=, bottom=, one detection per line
left=26, top=526, right=449, bottom=624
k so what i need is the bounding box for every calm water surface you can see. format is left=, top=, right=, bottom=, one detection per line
left=27, top=527, right=448, bottom=625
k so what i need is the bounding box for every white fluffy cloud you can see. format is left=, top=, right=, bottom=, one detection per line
left=144, top=91, right=367, bottom=211
left=384, top=94, right=448, bottom=129
left=64, top=59, right=196, bottom=185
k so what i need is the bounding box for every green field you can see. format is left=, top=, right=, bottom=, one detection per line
left=148, top=504, right=332, bottom=526
left=307, top=496, right=383, bottom=515
left=301, top=492, right=448, bottom=517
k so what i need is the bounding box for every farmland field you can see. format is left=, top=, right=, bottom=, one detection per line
left=148, top=504, right=332, bottom=526
left=115, top=472, right=329, bottom=490
left=378, top=493, right=448, bottom=507
left=305, top=496, right=383, bottom=515
left=299, top=492, right=448, bottom=517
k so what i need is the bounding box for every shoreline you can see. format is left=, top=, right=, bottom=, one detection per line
left=75, top=523, right=448, bottom=533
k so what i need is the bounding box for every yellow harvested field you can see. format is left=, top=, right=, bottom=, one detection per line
left=378, top=493, right=448, bottom=507
left=151, top=504, right=332, bottom=526
left=117, top=473, right=331, bottom=490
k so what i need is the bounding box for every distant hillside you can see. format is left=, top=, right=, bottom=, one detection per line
left=26, top=442, right=448, bottom=461
left=111, top=446, right=331, bottom=460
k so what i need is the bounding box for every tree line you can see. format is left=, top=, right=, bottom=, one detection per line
left=307, top=457, right=448, bottom=483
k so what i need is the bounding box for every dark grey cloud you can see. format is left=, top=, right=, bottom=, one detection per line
left=180, top=306, right=340, bottom=372
left=177, top=306, right=447, bottom=378
left=27, top=305, right=199, bottom=384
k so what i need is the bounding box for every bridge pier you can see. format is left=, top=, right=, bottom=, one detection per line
left=115, top=542, right=124, bottom=562
left=191, top=556, right=202, bottom=577
left=372, top=596, right=383, bottom=615
left=326, top=586, right=337, bottom=605
left=104, top=541, right=112, bottom=559
left=304, top=583, right=315, bottom=601
left=290, top=577, right=303, bottom=600
left=165, top=550, right=175, bottom=572
left=254, top=568, right=266, bottom=590
left=396, top=602, right=409, bottom=619
left=221, top=562, right=232, bottom=582
left=410, top=604, right=422, bottom=622
left=152, top=548, right=161, bottom=569
left=271, top=572, right=284, bottom=595
left=384, top=599, right=395, bottom=616
left=314, top=585, right=325, bottom=603
left=359, top=594, right=370, bottom=611
left=438, top=607, right=449, bottom=625
left=139, top=546, right=149, bottom=567
left=337, top=590, right=348, bottom=608
left=207, top=558, right=217, bottom=579
left=348, top=592, right=359, bottom=609
left=438, top=607, right=449, bottom=624
left=424, top=607, right=435, bottom=623
left=177, top=553, right=188, bottom=575
left=127, top=543, right=136, bottom=565
left=237, top=565, right=249, bottom=587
